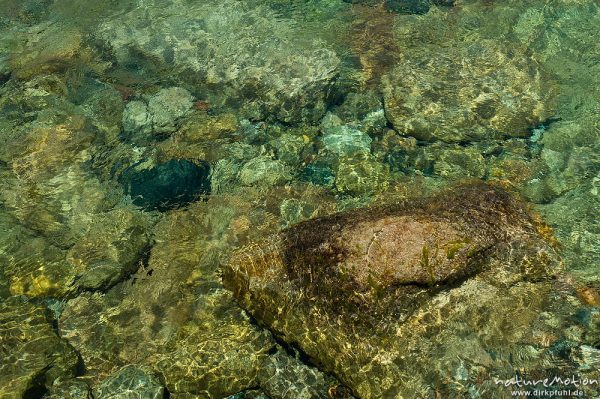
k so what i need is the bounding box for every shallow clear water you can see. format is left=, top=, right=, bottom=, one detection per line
left=0, top=0, right=598, bottom=398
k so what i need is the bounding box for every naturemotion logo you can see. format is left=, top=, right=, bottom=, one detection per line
left=494, top=375, right=598, bottom=397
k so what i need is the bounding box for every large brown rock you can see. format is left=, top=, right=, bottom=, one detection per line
left=224, top=182, right=573, bottom=398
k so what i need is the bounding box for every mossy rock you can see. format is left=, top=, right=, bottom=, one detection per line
left=224, top=182, right=565, bottom=398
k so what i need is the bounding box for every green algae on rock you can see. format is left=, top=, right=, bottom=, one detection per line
left=224, top=182, right=564, bottom=398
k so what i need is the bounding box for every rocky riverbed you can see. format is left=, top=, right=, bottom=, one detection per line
left=0, top=0, right=599, bottom=398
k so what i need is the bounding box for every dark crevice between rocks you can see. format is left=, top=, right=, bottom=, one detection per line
left=0, top=71, right=11, bottom=86
left=483, top=145, right=505, bottom=159
left=41, top=301, right=88, bottom=382
left=527, top=116, right=562, bottom=136
left=384, top=118, right=395, bottom=131
left=22, top=366, right=50, bottom=399
left=118, top=159, right=211, bottom=212
left=74, top=349, right=87, bottom=378
left=244, top=310, right=322, bottom=370
left=325, top=75, right=354, bottom=113
left=455, top=140, right=472, bottom=148
left=275, top=338, right=317, bottom=370
left=153, top=372, right=172, bottom=399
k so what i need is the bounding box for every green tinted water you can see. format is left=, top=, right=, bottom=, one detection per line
left=0, top=0, right=598, bottom=398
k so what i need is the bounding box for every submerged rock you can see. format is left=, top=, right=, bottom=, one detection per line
left=239, top=157, right=292, bottom=188
left=538, top=184, right=600, bottom=284
left=0, top=297, right=79, bottom=398
left=334, top=155, right=390, bottom=195
left=269, top=133, right=307, bottom=166
left=122, top=87, right=194, bottom=140
left=344, top=0, right=454, bottom=14
left=119, top=159, right=211, bottom=211
left=45, top=379, right=91, bottom=399
left=386, top=0, right=430, bottom=14
left=333, top=91, right=383, bottom=125
left=224, top=182, right=565, bottom=398
left=58, top=191, right=345, bottom=398
left=321, top=125, right=372, bottom=157
left=225, top=390, right=270, bottom=399
left=382, top=40, right=557, bottom=143
left=428, top=144, right=487, bottom=179
left=66, top=208, right=153, bottom=291
left=7, top=22, right=88, bottom=79
left=301, top=162, right=336, bottom=187
left=257, top=347, right=340, bottom=399
left=0, top=92, right=155, bottom=297
left=93, top=365, right=164, bottom=399
left=97, top=0, right=340, bottom=124
left=0, top=203, right=152, bottom=298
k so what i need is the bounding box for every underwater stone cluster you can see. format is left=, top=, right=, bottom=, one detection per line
left=0, top=0, right=599, bottom=398
left=97, top=0, right=341, bottom=124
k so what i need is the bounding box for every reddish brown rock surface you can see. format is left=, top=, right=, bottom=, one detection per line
left=224, top=182, right=565, bottom=398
